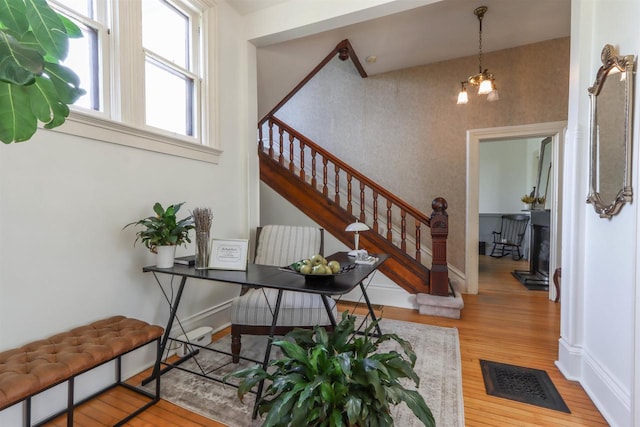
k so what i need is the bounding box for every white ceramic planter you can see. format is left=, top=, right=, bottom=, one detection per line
left=156, top=245, right=177, bottom=268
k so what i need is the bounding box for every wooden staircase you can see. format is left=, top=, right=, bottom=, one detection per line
left=258, top=117, right=450, bottom=296
left=257, top=38, right=450, bottom=298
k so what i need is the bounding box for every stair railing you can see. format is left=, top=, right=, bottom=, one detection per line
left=258, top=115, right=450, bottom=296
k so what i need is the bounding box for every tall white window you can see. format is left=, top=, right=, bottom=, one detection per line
left=142, top=0, right=201, bottom=138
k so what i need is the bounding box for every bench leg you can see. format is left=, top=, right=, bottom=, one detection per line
left=67, top=377, right=74, bottom=427
left=24, top=397, right=31, bottom=427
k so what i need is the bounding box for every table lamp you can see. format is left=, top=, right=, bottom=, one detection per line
left=345, top=220, right=370, bottom=256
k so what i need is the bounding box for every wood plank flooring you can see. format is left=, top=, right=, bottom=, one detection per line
left=44, top=255, right=607, bottom=426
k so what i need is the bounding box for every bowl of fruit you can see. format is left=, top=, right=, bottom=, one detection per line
left=286, top=254, right=355, bottom=282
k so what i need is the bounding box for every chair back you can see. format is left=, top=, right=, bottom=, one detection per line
left=498, top=214, right=529, bottom=245
left=254, top=225, right=324, bottom=266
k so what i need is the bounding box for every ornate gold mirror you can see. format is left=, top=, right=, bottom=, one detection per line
left=586, top=44, right=635, bottom=218
left=534, top=137, right=552, bottom=209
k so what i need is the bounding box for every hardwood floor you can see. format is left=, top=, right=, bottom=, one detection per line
left=44, top=255, right=607, bottom=426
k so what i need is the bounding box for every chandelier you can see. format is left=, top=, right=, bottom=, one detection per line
left=457, top=6, right=499, bottom=104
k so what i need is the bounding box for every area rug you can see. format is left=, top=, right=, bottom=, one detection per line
left=480, top=359, right=570, bottom=413
left=154, top=318, right=464, bottom=426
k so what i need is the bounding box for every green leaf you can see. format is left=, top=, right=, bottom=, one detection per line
left=25, top=0, right=68, bottom=60
left=0, top=81, right=36, bottom=143
left=263, top=384, right=304, bottom=427
left=344, top=395, right=362, bottom=425
left=275, top=340, right=309, bottom=365
left=329, top=409, right=344, bottom=427
left=0, top=0, right=29, bottom=34
left=386, top=385, right=435, bottom=427
left=319, top=382, right=334, bottom=403
left=28, top=74, right=68, bottom=127
left=58, top=13, right=82, bottom=38
left=0, top=31, right=44, bottom=84
left=43, top=62, right=84, bottom=104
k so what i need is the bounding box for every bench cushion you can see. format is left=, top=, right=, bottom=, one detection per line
left=0, top=316, right=163, bottom=410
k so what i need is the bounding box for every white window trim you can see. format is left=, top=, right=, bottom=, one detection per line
left=54, top=109, right=221, bottom=163
left=49, top=0, right=220, bottom=164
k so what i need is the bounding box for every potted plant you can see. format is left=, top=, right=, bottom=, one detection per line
left=521, top=195, right=536, bottom=210
left=224, top=312, right=435, bottom=427
left=124, top=202, right=194, bottom=268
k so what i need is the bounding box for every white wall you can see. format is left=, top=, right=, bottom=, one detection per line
left=0, top=2, right=256, bottom=423
left=479, top=138, right=541, bottom=213
left=558, top=1, right=640, bottom=426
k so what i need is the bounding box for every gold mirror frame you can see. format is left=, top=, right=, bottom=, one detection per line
left=586, top=44, right=635, bottom=218
left=534, top=137, right=552, bottom=209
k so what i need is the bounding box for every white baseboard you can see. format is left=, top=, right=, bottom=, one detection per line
left=169, top=301, right=233, bottom=338
left=557, top=337, right=631, bottom=427
left=556, top=337, right=583, bottom=381
left=581, top=351, right=631, bottom=427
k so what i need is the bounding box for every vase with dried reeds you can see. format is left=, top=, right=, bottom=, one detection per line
left=192, top=207, right=213, bottom=269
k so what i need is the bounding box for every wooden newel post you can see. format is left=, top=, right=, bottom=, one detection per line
left=430, top=197, right=449, bottom=296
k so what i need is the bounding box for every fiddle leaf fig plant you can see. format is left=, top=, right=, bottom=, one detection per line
left=225, top=312, right=435, bottom=427
left=0, top=0, right=86, bottom=143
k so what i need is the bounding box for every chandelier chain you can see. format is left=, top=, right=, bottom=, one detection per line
left=477, top=12, right=483, bottom=73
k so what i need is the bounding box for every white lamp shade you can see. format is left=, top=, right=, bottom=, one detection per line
left=478, top=79, right=493, bottom=95
left=487, top=89, right=499, bottom=102
left=345, top=221, right=370, bottom=232
left=457, top=90, right=468, bottom=104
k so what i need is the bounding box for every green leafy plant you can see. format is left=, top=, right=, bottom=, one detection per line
left=521, top=195, right=536, bottom=204
left=224, top=311, right=435, bottom=427
left=124, top=202, right=195, bottom=253
left=0, top=0, right=86, bottom=144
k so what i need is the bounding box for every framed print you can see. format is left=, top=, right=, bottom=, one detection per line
left=208, top=239, right=249, bottom=270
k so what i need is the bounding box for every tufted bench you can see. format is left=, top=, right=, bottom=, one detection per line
left=0, top=316, right=164, bottom=426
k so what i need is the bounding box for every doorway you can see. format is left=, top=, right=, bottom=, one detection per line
left=465, top=121, right=566, bottom=299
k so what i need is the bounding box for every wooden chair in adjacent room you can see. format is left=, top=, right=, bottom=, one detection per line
left=490, top=214, right=530, bottom=260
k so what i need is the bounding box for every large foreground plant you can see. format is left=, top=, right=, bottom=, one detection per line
left=225, top=312, right=435, bottom=427
left=0, top=0, right=85, bottom=143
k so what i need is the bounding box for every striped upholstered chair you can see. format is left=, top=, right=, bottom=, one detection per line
left=229, top=225, right=337, bottom=363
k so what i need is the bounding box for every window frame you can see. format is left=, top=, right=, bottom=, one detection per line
left=48, top=0, right=220, bottom=163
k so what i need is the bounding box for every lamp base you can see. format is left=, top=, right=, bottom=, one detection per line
left=348, top=249, right=368, bottom=258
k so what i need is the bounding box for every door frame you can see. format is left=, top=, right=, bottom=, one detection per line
left=465, top=121, right=567, bottom=296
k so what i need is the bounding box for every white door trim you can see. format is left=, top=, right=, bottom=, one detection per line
left=465, top=121, right=567, bottom=295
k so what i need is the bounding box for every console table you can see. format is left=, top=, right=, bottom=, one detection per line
left=142, top=252, right=387, bottom=416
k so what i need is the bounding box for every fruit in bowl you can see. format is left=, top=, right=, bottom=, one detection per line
left=291, top=254, right=340, bottom=276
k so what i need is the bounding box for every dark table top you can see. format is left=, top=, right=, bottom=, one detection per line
left=143, top=252, right=388, bottom=296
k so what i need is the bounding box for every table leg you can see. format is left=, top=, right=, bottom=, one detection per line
left=321, top=295, right=338, bottom=327
left=252, top=289, right=284, bottom=419
left=142, top=274, right=188, bottom=385
left=359, top=281, right=382, bottom=337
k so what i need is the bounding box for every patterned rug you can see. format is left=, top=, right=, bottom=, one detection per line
left=154, top=317, right=464, bottom=426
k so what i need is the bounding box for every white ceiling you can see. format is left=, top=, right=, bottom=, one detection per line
left=226, top=0, right=571, bottom=75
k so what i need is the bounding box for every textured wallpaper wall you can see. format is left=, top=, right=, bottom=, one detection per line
left=274, top=37, right=569, bottom=273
